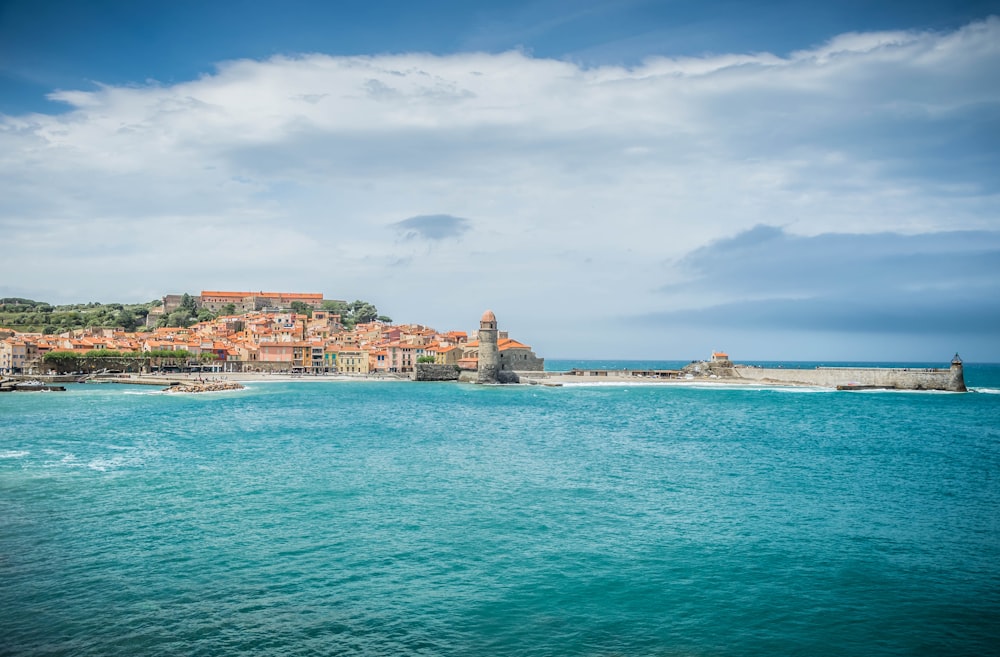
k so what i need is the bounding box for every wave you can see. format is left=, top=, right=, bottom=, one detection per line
left=555, top=381, right=832, bottom=393
left=557, top=381, right=742, bottom=388
left=767, top=387, right=835, bottom=394
left=0, top=450, right=29, bottom=459
left=559, top=381, right=685, bottom=387
left=845, top=388, right=959, bottom=395
left=970, top=387, right=1000, bottom=394
left=87, top=456, right=131, bottom=472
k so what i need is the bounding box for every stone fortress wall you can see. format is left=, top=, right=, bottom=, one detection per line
left=499, top=349, right=544, bottom=372
left=412, top=363, right=461, bottom=381
left=730, top=361, right=966, bottom=392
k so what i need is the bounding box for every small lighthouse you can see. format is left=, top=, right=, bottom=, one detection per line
left=950, top=353, right=967, bottom=392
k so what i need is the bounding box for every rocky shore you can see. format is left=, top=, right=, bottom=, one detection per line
left=163, top=381, right=245, bottom=393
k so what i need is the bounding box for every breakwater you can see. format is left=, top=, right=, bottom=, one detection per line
left=548, top=357, right=968, bottom=392
left=162, top=381, right=245, bottom=393
left=731, top=360, right=966, bottom=392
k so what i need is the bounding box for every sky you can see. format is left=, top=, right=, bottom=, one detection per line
left=1, top=0, right=999, bottom=361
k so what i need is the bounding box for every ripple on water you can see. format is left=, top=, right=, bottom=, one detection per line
left=0, top=380, right=998, bottom=655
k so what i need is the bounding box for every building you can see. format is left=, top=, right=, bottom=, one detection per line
left=337, top=349, right=371, bottom=374
left=477, top=310, right=500, bottom=384
left=197, top=291, right=328, bottom=313
left=711, top=351, right=731, bottom=364
left=430, top=344, right=463, bottom=366
left=498, top=338, right=544, bottom=372
left=1, top=338, right=38, bottom=374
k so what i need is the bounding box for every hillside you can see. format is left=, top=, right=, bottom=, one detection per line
left=0, top=298, right=160, bottom=334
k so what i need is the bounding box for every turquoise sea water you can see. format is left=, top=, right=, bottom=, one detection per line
left=2, top=363, right=999, bottom=656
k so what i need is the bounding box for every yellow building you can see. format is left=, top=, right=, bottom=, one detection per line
left=336, top=349, right=371, bottom=374
left=0, top=338, right=38, bottom=375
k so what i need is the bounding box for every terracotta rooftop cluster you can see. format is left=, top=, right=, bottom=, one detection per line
left=1, top=310, right=536, bottom=376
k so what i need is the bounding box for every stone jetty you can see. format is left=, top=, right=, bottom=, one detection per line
left=163, top=381, right=245, bottom=393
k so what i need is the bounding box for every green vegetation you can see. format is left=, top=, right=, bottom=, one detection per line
left=42, top=349, right=219, bottom=373
left=417, top=355, right=437, bottom=363
left=320, top=300, right=391, bottom=329
left=41, top=351, right=83, bottom=367
left=1, top=296, right=389, bottom=333
left=42, top=349, right=188, bottom=362
left=158, top=292, right=201, bottom=328
left=0, top=298, right=157, bottom=333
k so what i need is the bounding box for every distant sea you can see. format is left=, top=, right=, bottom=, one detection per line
left=2, top=361, right=998, bottom=656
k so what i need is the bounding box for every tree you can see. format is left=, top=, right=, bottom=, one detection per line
left=220, top=303, right=237, bottom=316
left=376, top=315, right=392, bottom=324
left=320, top=299, right=384, bottom=329
left=321, top=300, right=349, bottom=314
left=350, top=300, right=378, bottom=324
left=290, top=301, right=313, bottom=318
left=417, top=355, right=436, bottom=363
left=167, top=310, right=192, bottom=328
left=116, top=309, right=138, bottom=332
left=43, top=351, right=81, bottom=372
left=179, top=293, right=197, bottom=314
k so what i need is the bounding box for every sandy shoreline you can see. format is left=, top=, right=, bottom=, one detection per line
left=97, top=372, right=408, bottom=385
left=81, top=371, right=810, bottom=388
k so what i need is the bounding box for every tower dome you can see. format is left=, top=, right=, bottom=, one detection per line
left=481, top=310, right=496, bottom=323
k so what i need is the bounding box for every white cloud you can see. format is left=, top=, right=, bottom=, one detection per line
left=1, top=18, right=998, bottom=359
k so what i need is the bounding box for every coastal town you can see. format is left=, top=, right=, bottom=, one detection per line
left=1, top=290, right=969, bottom=392
left=0, top=290, right=544, bottom=379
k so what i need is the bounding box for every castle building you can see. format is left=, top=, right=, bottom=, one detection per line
left=199, top=291, right=326, bottom=313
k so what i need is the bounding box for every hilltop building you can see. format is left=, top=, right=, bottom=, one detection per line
left=148, top=291, right=335, bottom=327
left=155, top=291, right=330, bottom=315
left=198, top=291, right=327, bottom=313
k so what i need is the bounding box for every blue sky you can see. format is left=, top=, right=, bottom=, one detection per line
left=3, top=0, right=995, bottom=113
left=1, top=0, right=998, bottom=360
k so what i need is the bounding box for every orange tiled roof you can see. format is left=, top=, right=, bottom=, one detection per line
left=498, top=338, right=531, bottom=351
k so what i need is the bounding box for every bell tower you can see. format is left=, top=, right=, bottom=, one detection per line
left=477, top=310, right=499, bottom=384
